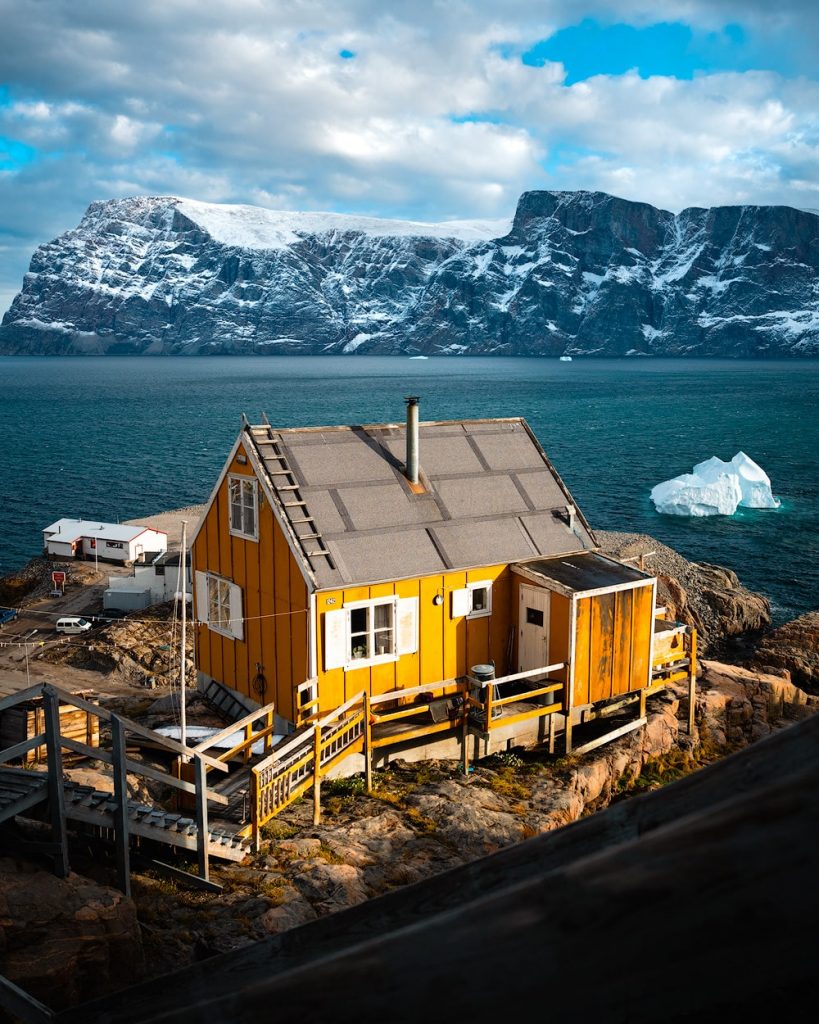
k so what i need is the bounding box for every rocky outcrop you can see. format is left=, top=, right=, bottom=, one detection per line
left=596, top=530, right=771, bottom=653
left=2, top=191, right=818, bottom=357
left=750, top=611, right=819, bottom=692
left=0, top=858, right=144, bottom=1010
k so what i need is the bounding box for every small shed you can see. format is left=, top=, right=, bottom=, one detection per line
left=42, top=518, right=168, bottom=564
left=513, top=551, right=656, bottom=709
left=0, top=692, right=100, bottom=764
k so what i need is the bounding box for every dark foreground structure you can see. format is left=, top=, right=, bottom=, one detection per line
left=5, top=712, right=819, bottom=1023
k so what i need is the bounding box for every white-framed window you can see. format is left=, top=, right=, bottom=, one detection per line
left=324, top=596, right=418, bottom=672
left=194, top=571, right=244, bottom=640
left=228, top=475, right=258, bottom=541
left=451, top=580, right=493, bottom=619
left=105, top=540, right=124, bottom=550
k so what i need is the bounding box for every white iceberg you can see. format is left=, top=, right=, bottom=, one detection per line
left=651, top=452, right=779, bottom=517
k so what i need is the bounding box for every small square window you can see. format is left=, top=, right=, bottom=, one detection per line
left=466, top=581, right=492, bottom=619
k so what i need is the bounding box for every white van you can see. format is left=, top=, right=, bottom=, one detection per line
left=56, top=616, right=92, bottom=634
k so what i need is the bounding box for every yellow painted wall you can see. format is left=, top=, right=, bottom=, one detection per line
left=191, top=443, right=308, bottom=721
left=572, top=583, right=654, bottom=706
left=316, top=565, right=513, bottom=712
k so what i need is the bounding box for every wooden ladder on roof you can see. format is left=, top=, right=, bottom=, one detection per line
left=249, top=416, right=336, bottom=573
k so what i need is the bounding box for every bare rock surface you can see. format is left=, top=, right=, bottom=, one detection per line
left=0, top=858, right=144, bottom=1010
left=750, top=611, right=819, bottom=692
left=168, top=660, right=812, bottom=958
left=596, top=530, right=771, bottom=652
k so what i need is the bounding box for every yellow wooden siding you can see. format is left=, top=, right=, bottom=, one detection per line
left=191, top=443, right=308, bottom=719
left=572, top=583, right=654, bottom=706
left=315, top=565, right=511, bottom=712
left=548, top=591, right=571, bottom=686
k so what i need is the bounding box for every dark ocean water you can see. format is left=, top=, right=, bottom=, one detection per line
left=1, top=357, right=816, bottom=623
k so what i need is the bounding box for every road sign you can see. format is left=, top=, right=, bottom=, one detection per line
left=51, top=571, right=66, bottom=585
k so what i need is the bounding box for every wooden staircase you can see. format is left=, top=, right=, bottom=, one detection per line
left=0, top=683, right=280, bottom=892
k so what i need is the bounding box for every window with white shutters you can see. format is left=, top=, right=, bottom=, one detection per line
left=323, top=596, right=418, bottom=672
left=451, top=581, right=493, bottom=620
left=195, top=571, right=244, bottom=641
left=228, top=475, right=258, bottom=541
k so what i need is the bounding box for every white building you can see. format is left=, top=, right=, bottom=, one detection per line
left=103, top=551, right=191, bottom=611
left=43, top=518, right=168, bottom=564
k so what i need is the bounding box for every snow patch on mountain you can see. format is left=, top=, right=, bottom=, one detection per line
left=176, top=197, right=510, bottom=249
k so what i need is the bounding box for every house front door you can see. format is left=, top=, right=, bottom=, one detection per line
left=518, top=585, right=550, bottom=673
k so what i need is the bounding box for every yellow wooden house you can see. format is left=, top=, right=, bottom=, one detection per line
left=190, top=399, right=695, bottom=771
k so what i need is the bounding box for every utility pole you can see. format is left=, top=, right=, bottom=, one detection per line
left=180, top=519, right=188, bottom=750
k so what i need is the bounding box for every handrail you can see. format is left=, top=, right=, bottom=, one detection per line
left=192, top=699, right=278, bottom=754
left=466, top=663, right=565, bottom=688
left=369, top=678, right=463, bottom=707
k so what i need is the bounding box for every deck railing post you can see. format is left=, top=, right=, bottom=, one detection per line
left=42, top=687, right=69, bottom=879
left=313, top=725, right=322, bottom=826
left=251, top=770, right=260, bottom=853
left=687, top=629, right=697, bottom=736
left=548, top=709, right=556, bottom=755
left=461, top=682, right=470, bottom=775
left=193, top=754, right=210, bottom=882
left=484, top=681, right=493, bottom=731
left=110, top=715, right=131, bottom=897
left=363, top=693, right=373, bottom=793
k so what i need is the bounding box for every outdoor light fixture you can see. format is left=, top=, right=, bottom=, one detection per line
left=433, top=593, right=443, bottom=606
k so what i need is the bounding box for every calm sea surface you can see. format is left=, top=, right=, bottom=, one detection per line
left=1, top=357, right=817, bottom=623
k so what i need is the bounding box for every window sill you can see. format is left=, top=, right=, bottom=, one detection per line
left=466, top=609, right=492, bottom=620
left=345, top=653, right=398, bottom=672
left=228, top=528, right=259, bottom=543
left=206, top=623, right=239, bottom=641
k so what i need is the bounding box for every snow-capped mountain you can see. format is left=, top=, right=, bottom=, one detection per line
left=2, top=191, right=817, bottom=356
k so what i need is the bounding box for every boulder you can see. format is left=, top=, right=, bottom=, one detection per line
left=0, top=858, right=144, bottom=1010
left=750, top=611, right=819, bottom=693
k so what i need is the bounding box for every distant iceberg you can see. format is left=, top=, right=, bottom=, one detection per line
left=651, top=452, right=780, bottom=517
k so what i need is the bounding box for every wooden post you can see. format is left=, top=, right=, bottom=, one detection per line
left=688, top=629, right=697, bottom=737
left=251, top=771, right=260, bottom=854
left=244, top=721, right=252, bottom=764
left=564, top=708, right=573, bottom=755
left=42, top=688, right=69, bottom=879
left=363, top=693, right=373, bottom=793
left=548, top=710, right=556, bottom=755
left=312, top=725, right=322, bottom=826
left=193, top=755, right=210, bottom=882
left=462, top=685, right=470, bottom=776
left=110, top=715, right=131, bottom=897
left=485, top=681, right=493, bottom=730
left=265, top=710, right=273, bottom=754
left=639, top=688, right=647, bottom=721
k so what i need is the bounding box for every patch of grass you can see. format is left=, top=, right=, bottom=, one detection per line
left=406, top=807, right=437, bottom=833
left=260, top=820, right=300, bottom=842
left=484, top=766, right=531, bottom=801
left=317, top=842, right=348, bottom=865
left=323, top=775, right=366, bottom=797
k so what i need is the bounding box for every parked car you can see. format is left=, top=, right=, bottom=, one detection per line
left=55, top=616, right=92, bottom=634
left=0, top=607, right=18, bottom=626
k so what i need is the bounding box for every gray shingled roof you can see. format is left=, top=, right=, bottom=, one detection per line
left=247, top=418, right=596, bottom=589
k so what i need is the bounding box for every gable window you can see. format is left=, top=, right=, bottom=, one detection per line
left=324, top=596, right=418, bottom=672
left=229, top=475, right=258, bottom=541
left=194, top=571, right=244, bottom=641
left=451, top=581, right=493, bottom=619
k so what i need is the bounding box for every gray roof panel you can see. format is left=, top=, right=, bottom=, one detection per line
left=326, top=530, right=445, bottom=586
left=430, top=518, right=537, bottom=568
left=435, top=475, right=530, bottom=520
left=336, top=483, right=443, bottom=531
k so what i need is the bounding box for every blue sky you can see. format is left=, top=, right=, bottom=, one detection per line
left=1, top=0, right=818, bottom=314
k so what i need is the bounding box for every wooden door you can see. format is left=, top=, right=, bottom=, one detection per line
left=518, top=585, right=550, bottom=672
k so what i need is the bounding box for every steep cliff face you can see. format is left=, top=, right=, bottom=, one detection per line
left=2, top=190, right=817, bottom=356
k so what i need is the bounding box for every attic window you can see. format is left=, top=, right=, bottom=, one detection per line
left=229, top=475, right=258, bottom=541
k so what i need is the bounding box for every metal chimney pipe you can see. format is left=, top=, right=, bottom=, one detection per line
left=405, top=395, right=420, bottom=484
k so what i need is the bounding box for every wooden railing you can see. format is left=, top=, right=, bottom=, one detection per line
left=192, top=700, right=279, bottom=768
left=247, top=663, right=567, bottom=846
left=0, top=683, right=230, bottom=892
left=248, top=692, right=367, bottom=848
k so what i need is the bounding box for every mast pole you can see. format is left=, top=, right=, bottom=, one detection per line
left=180, top=519, right=188, bottom=750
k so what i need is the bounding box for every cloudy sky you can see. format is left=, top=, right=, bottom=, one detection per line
left=1, top=0, right=818, bottom=314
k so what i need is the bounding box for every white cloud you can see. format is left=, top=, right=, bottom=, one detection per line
left=0, top=0, right=818, bottom=313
